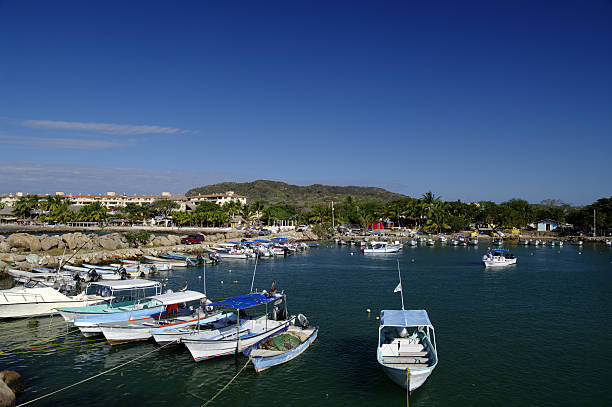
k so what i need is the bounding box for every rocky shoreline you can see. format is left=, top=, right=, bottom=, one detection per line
left=0, top=230, right=320, bottom=275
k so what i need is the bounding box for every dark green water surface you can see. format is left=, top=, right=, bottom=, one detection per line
left=1, top=242, right=611, bottom=406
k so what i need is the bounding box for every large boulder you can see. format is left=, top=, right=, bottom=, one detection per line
left=40, top=235, right=61, bottom=251
left=0, top=241, right=10, bottom=254
left=0, top=379, right=15, bottom=407
left=0, top=371, right=23, bottom=395
left=167, top=235, right=181, bottom=245
left=98, top=235, right=121, bottom=250
left=152, top=236, right=171, bottom=246
left=7, top=233, right=41, bottom=252
left=62, top=234, right=76, bottom=250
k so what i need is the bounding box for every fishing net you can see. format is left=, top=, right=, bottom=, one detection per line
left=261, top=333, right=301, bottom=351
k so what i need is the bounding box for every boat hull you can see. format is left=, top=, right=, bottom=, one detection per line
left=183, top=319, right=292, bottom=361
left=380, top=362, right=434, bottom=392
left=249, top=326, right=318, bottom=372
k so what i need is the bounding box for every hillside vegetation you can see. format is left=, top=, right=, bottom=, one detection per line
left=187, top=180, right=408, bottom=207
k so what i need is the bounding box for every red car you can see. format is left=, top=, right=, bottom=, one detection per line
left=181, top=234, right=205, bottom=244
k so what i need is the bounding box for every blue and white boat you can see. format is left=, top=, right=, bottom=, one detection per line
left=246, top=315, right=318, bottom=373
left=377, top=310, right=438, bottom=391
left=57, top=279, right=162, bottom=324
left=182, top=292, right=293, bottom=361
left=377, top=262, right=438, bottom=392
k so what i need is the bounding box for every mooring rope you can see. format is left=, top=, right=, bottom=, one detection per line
left=201, top=356, right=252, bottom=407
left=15, top=340, right=177, bottom=406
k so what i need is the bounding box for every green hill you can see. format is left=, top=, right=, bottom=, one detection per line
left=186, top=180, right=408, bottom=207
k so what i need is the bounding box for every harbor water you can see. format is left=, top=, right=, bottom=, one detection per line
left=1, top=242, right=611, bottom=406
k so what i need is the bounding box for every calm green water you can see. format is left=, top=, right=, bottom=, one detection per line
left=1, top=242, right=611, bottom=406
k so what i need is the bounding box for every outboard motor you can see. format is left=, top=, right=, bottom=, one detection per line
left=88, top=269, right=99, bottom=282
left=297, top=313, right=310, bottom=328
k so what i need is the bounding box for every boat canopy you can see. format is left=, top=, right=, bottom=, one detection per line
left=90, top=279, right=161, bottom=289
left=150, top=290, right=206, bottom=305
left=254, top=239, right=271, bottom=243
left=208, top=293, right=282, bottom=310
left=380, top=310, right=433, bottom=328
left=271, top=237, right=287, bottom=241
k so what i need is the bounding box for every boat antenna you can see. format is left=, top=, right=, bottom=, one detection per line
left=397, top=259, right=405, bottom=311
left=203, top=256, right=207, bottom=296
left=250, top=252, right=259, bottom=293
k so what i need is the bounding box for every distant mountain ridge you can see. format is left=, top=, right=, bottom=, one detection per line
left=187, top=180, right=408, bottom=206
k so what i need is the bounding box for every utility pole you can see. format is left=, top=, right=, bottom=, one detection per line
left=593, top=209, right=596, bottom=237
left=331, top=201, right=335, bottom=230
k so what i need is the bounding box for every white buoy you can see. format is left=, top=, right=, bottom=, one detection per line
left=220, top=280, right=224, bottom=284
left=375, top=316, right=380, bottom=320
left=366, top=308, right=371, bottom=313
left=228, top=269, right=232, bottom=273
left=198, top=275, right=202, bottom=279
left=233, top=280, right=238, bottom=284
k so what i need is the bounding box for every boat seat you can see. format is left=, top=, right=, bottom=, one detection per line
left=383, top=356, right=429, bottom=364
left=384, top=363, right=431, bottom=370
left=398, top=351, right=429, bottom=357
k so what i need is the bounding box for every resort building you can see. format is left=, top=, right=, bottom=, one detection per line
left=0, top=190, right=246, bottom=211
left=186, top=191, right=247, bottom=206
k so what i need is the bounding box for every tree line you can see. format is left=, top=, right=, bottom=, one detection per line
left=6, top=193, right=611, bottom=235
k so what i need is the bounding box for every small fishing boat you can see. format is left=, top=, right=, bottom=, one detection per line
left=362, top=241, right=402, bottom=254
left=468, top=237, right=478, bottom=246
left=121, top=259, right=173, bottom=271
left=377, top=263, right=437, bottom=392
left=245, top=314, right=318, bottom=373
left=57, top=279, right=162, bottom=323
left=493, top=238, right=503, bottom=246
left=437, top=236, right=447, bottom=243
left=572, top=240, right=584, bottom=246
left=518, top=239, right=529, bottom=245
left=143, top=255, right=188, bottom=267
left=99, top=290, right=210, bottom=344
left=482, top=249, right=517, bottom=267
left=449, top=239, right=459, bottom=246
left=182, top=292, right=293, bottom=361
left=426, top=239, right=434, bottom=246
left=606, top=240, right=611, bottom=247
left=405, top=240, right=417, bottom=246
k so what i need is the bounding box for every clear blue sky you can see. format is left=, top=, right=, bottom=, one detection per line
left=1, top=0, right=610, bottom=204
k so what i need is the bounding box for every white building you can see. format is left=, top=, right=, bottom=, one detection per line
left=187, top=191, right=247, bottom=206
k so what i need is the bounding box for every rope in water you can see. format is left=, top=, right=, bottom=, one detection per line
left=0, top=327, right=81, bottom=354
left=201, top=356, right=252, bottom=407
left=15, top=340, right=178, bottom=407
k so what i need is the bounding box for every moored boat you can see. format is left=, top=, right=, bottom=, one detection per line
left=482, top=249, right=517, bottom=267
left=245, top=315, right=318, bottom=373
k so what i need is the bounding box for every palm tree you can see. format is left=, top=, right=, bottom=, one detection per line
left=77, top=202, right=109, bottom=222
left=39, top=195, right=64, bottom=212
left=424, top=202, right=450, bottom=233
left=12, top=195, right=40, bottom=219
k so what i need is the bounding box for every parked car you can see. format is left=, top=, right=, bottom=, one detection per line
left=258, top=229, right=271, bottom=236
left=296, top=225, right=308, bottom=232
left=181, top=234, right=205, bottom=244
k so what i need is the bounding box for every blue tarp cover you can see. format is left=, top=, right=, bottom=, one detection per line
left=254, top=239, right=271, bottom=243
left=380, top=310, right=432, bottom=327
left=208, top=293, right=281, bottom=310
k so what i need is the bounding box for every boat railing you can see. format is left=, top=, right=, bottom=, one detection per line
left=1, top=291, right=46, bottom=303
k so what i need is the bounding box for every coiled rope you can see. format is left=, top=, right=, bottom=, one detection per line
left=15, top=340, right=178, bottom=407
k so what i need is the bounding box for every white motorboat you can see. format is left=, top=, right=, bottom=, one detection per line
left=362, top=241, right=402, bottom=254
left=437, top=236, right=447, bottom=243
left=426, top=239, right=434, bottom=246
left=99, top=290, right=210, bottom=344
left=143, top=255, right=188, bottom=267
left=606, top=240, right=611, bottom=247
left=449, top=239, right=459, bottom=246
left=0, top=281, right=107, bottom=319
left=377, top=309, right=438, bottom=392
left=405, top=240, right=417, bottom=246
left=482, top=249, right=517, bottom=267
left=493, top=238, right=503, bottom=246
left=121, top=259, right=173, bottom=271
left=468, top=237, right=478, bottom=246
left=182, top=292, right=293, bottom=361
